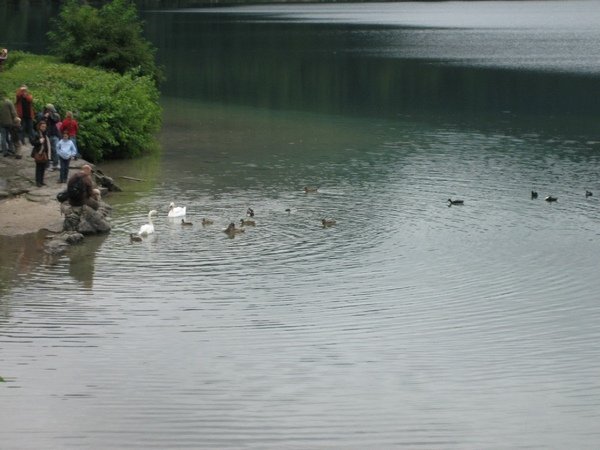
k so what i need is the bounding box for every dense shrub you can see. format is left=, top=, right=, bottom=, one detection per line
left=47, top=0, right=163, bottom=85
left=0, top=51, right=161, bottom=162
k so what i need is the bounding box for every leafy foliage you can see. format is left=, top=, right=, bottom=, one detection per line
left=0, top=51, right=161, bottom=162
left=47, top=0, right=163, bottom=85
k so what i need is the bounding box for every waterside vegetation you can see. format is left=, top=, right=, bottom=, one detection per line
left=0, top=0, right=162, bottom=163
left=48, top=0, right=164, bottom=85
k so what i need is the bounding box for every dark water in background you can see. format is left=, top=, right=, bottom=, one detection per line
left=2, top=2, right=600, bottom=448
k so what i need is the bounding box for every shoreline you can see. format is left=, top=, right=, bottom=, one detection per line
left=0, top=144, right=93, bottom=237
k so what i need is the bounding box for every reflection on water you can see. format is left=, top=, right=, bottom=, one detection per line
left=0, top=232, right=108, bottom=293
left=2, top=2, right=600, bottom=449
left=149, top=1, right=600, bottom=126
left=3, top=101, right=600, bottom=448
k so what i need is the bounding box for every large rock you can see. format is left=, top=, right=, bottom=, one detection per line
left=63, top=203, right=112, bottom=235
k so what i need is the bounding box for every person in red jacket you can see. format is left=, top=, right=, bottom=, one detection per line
left=15, top=85, right=35, bottom=145
left=61, top=111, right=80, bottom=158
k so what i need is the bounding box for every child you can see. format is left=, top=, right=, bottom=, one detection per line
left=56, top=130, right=77, bottom=183
left=61, top=111, right=80, bottom=158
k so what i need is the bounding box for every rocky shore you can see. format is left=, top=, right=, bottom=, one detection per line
left=0, top=144, right=117, bottom=239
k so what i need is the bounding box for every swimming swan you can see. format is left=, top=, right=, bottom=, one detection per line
left=138, top=210, right=157, bottom=236
left=168, top=202, right=187, bottom=218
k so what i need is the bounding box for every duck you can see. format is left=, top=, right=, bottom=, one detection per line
left=285, top=208, right=291, bottom=213
left=246, top=207, right=255, bottom=217
left=223, top=222, right=245, bottom=236
left=240, top=218, right=256, bottom=227
left=321, top=218, right=336, bottom=227
left=447, top=198, right=464, bottom=205
left=181, top=218, right=193, bottom=226
left=130, top=233, right=143, bottom=242
left=545, top=195, right=558, bottom=202
left=585, top=190, right=593, bottom=197
left=304, top=186, right=319, bottom=193
left=138, top=210, right=157, bottom=236
left=168, top=202, right=186, bottom=218
left=201, top=218, right=214, bottom=225
left=531, top=190, right=538, bottom=199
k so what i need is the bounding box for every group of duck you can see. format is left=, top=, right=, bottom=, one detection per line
left=529, top=189, right=592, bottom=202
left=130, top=193, right=337, bottom=242
left=448, top=189, right=593, bottom=207
left=129, top=187, right=593, bottom=242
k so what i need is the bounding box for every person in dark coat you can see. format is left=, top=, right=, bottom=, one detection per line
left=31, top=121, right=51, bottom=187
left=67, top=164, right=99, bottom=210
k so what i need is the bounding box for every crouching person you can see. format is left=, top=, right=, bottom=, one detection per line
left=67, top=164, right=99, bottom=210
left=63, top=164, right=111, bottom=235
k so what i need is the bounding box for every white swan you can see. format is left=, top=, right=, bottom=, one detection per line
left=168, top=202, right=186, bottom=218
left=138, top=210, right=157, bottom=236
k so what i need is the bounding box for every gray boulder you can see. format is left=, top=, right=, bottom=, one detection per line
left=63, top=203, right=112, bottom=235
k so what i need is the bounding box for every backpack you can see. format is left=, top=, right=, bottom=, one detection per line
left=56, top=190, right=69, bottom=203
left=67, top=175, right=85, bottom=201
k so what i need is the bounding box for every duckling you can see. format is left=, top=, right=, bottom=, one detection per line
left=223, top=222, right=245, bottom=235
left=201, top=218, right=214, bottom=226
left=545, top=195, right=558, bottom=202
left=246, top=207, right=255, bottom=217
left=585, top=190, right=593, bottom=197
left=321, top=218, right=336, bottom=227
left=240, top=218, right=256, bottom=227
left=447, top=198, right=464, bottom=206
left=130, top=233, right=143, bottom=242
left=531, top=190, right=538, bottom=199
left=304, top=186, right=319, bottom=193
left=181, top=218, right=193, bottom=226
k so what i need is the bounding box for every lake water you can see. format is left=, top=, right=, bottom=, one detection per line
left=1, top=2, right=600, bottom=448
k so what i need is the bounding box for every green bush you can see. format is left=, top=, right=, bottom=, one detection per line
left=48, top=0, right=163, bottom=85
left=0, top=51, right=161, bottom=162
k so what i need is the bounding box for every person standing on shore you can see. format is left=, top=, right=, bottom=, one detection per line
left=0, top=48, right=7, bottom=71
left=56, top=130, right=77, bottom=183
left=15, top=85, right=35, bottom=145
left=1, top=91, right=18, bottom=157
left=32, top=120, right=51, bottom=187
left=40, top=104, right=61, bottom=171
left=10, top=117, right=22, bottom=157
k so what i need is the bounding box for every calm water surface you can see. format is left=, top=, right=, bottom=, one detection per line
left=1, top=2, right=600, bottom=448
